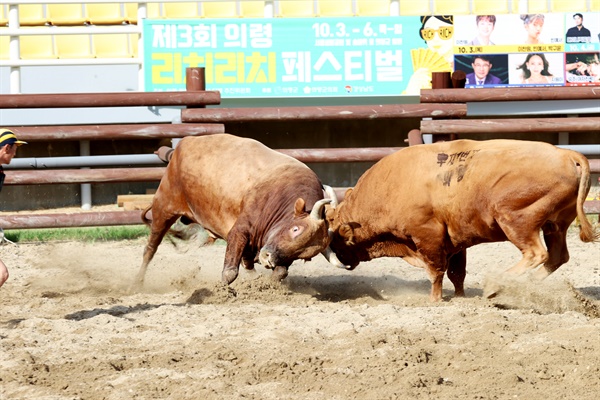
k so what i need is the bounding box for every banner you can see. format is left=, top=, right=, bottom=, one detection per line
left=143, top=13, right=600, bottom=97
left=142, top=16, right=449, bottom=96
left=453, top=12, right=600, bottom=88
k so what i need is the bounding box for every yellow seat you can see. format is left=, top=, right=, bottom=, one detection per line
left=125, top=3, right=162, bottom=24
left=19, top=34, right=56, bottom=59
left=551, top=0, right=586, bottom=12
left=55, top=34, right=93, bottom=58
left=1, top=5, right=8, bottom=27
left=277, top=0, right=315, bottom=17
left=433, top=0, right=470, bottom=14
left=526, top=0, right=548, bottom=12
left=203, top=1, right=238, bottom=18
left=93, top=33, right=135, bottom=58
left=163, top=2, right=201, bottom=19
left=356, top=0, right=389, bottom=16
left=0, top=33, right=9, bottom=59
left=473, top=0, right=511, bottom=14
left=318, top=0, right=354, bottom=16
left=241, top=1, right=265, bottom=17
left=87, top=4, right=127, bottom=25
left=399, top=1, right=431, bottom=15
left=18, top=4, right=49, bottom=27
left=591, top=0, right=600, bottom=11
left=47, top=4, right=87, bottom=26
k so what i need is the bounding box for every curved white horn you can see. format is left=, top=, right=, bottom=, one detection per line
left=322, top=185, right=338, bottom=208
left=310, top=198, right=331, bottom=220
left=321, top=246, right=351, bottom=269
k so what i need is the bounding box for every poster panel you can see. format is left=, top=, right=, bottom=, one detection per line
left=143, top=17, right=432, bottom=97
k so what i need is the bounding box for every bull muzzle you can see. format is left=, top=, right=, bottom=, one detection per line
left=258, top=247, right=276, bottom=269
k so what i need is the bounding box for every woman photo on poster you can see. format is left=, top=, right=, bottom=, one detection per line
left=566, top=53, right=600, bottom=83
left=520, top=14, right=545, bottom=44
left=517, top=53, right=554, bottom=84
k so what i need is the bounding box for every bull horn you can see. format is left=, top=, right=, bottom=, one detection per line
left=321, top=246, right=350, bottom=269
left=323, top=185, right=338, bottom=208
left=310, top=198, right=332, bottom=220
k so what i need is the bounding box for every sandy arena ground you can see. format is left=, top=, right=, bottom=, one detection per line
left=0, top=226, right=599, bottom=399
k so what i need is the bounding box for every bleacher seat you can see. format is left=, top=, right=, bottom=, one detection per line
left=592, top=0, right=600, bottom=11
left=18, top=4, right=49, bottom=26
left=163, top=2, right=201, bottom=19
left=125, top=3, right=161, bottom=24
left=241, top=1, right=265, bottom=17
left=551, top=0, right=586, bottom=12
left=0, top=5, right=8, bottom=27
left=47, top=4, right=87, bottom=26
left=93, top=33, right=135, bottom=58
left=433, top=0, right=470, bottom=14
left=473, top=0, right=511, bottom=14
left=399, top=1, right=431, bottom=15
left=203, top=1, right=238, bottom=18
left=19, top=34, right=56, bottom=59
left=356, top=0, right=389, bottom=16
left=318, top=0, right=354, bottom=16
left=277, top=0, right=315, bottom=17
left=87, top=3, right=127, bottom=25
left=526, top=0, right=548, bottom=12
left=55, top=34, right=93, bottom=58
left=0, top=33, right=9, bottom=59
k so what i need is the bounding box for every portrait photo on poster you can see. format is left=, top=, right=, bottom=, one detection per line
left=564, top=12, right=600, bottom=51
left=454, top=54, right=508, bottom=87
left=565, top=52, right=600, bottom=85
left=508, top=52, right=565, bottom=85
left=459, top=14, right=565, bottom=46
left=454, top=14, right=499, bottom=46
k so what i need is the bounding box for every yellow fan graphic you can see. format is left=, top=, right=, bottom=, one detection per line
left=410, top=48, right=451, bottom=72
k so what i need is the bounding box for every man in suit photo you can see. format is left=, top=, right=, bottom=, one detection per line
left=465, top=55, right=502, bottom=86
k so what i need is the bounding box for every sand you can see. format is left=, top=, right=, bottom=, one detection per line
left=1, top=228, right=599, bottom=399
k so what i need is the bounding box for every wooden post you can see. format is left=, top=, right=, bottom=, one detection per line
left=430, top=72, right=455, bottom=143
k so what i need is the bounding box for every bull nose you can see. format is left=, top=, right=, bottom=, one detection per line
left=259, top=247, right=275, bottom=269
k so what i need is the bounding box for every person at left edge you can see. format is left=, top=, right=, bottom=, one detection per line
left=0, top=129, right=28, bottom=289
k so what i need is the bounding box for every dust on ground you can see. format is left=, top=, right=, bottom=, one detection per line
left=1, top=228, right=599, bottom=399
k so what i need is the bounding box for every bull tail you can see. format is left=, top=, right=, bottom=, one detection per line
left=141, top=204, right=153, bottom=227
left=572, top=151, right=599, bottom=242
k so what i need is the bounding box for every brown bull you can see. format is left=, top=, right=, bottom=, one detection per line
left=134, top=134, right=341, bottom=288
left=326, top=139, right=599, bottom=302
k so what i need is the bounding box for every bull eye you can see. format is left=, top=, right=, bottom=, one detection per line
left=290, top=225, right=303, bottom=238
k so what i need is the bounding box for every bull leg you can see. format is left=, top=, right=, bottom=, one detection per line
left=532, top=221, right=570, bottom=281
left=222, top=227, right=249, bottom=284
left=484, top=220, right=549, bottom=298
left=419, top=249, right=448, bottom=302
left=133, top=211, right=180, bottom=289
left=447, top=250, right=467, bottom=297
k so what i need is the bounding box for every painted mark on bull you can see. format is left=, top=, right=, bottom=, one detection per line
left=437, top=150, right=480, bottom=167
left=437, top=150, right=479, bottom=186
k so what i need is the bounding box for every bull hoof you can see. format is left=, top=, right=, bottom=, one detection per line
left=222, top=268, right=239, bottom=285
left=271, top=266, right=288, bottom=282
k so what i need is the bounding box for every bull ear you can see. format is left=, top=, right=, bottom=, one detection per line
left=294, top=198, right=306, bottom=217
left=339, top=223, right=355, bottom=246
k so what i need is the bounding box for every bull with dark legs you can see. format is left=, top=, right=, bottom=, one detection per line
left=325, top=139, right=599, bottom=302
left=134, top=134, right=343, bottom=289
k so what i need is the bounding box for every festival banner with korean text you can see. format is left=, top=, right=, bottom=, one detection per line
left=143, top=16, right=445, bottom=96
left=143, top=13, right=600, bottom=97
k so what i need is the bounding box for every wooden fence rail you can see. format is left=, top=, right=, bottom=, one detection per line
left=6, top=124, right=225, bottom=141
left=420, top=117, right=600, bottom=135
